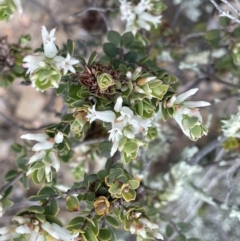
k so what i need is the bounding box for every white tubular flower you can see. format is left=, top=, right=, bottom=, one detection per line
left=114, top=97, right=134, bottom=125
left=21, top=133, right=54, bottom=152
left=41, top=222, right=77, bottom=241
left=110, top=140, right=119, bottom=157
left=119, top=0, right=133, bottom=21
left=134, top=0, right=153, bottom=14
left=41, top=26, right=58, bottom=58
left=167, top=88, right=211, bottom=141
left=22, top=53, right=46, bottom=74
left=13, top=0, right=23, bottom=15
left=138, top=12, right=162, bottom=28
left=54, top=53, right=79, bottom=75
left=86, top=105, right=116, bottom=124
left=108, top=122, right=123, bottom=143
left=175, top=88, right=198, bottom=104
left=130, top=216, right=163, bottom=240
left=21, top=132, right=63, bottom=152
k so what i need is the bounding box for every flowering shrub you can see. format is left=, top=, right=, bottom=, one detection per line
left=2, top=0, right=240, bottom=240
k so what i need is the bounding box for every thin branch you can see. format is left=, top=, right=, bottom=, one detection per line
left=208, top=0, right=240, bottom=24
left=221, top=0, right=240, bottom=16
left=73, top=7, right=117, bottom=17
left=181, top=32, right=206, bottom=42
left=72, top=138, right=108, bottom=148
left=0, top=112, right=56, bottom=131
left=188, top=135, right=227, bottom=165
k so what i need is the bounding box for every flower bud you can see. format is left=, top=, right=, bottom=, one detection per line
left=31, top=64, right=61, bottom=91
left=93, top=196, right=110, bottom=215
left=97, top=73, right=114, bottom=91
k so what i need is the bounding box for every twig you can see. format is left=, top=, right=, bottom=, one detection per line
left=208, top=0, right=240, bottom=24
left=73, top=138, right=108, bottom=148
left=188, top=135, right=227, bottom=165
left=221, top=0, right=240, bottom=16
left=181, top=32, right=206, bottom=42
left=73, top=7, right=116, bottom=17
left=0, top=111, right=56, bottom=131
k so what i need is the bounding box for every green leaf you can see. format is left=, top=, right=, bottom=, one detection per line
left=67, top=217, right=85, bottom=231
left=11, top=143, right=23, bottom=153
left=124, top=51, right=138, bottom=62
left=44, top=199, right=59, bottom=216
left=4, top=170, right=19, bottom=182
left=66, top=195, right=80, bottom=212
left=98, top=142, right=112, bottom=158
left=188, top=238, right=201, bottom=241
left=128, top=180, right=140, bottom=189
left=28, top=205, right=45, bottom=214
left=204, top=30, right=220, bottom=40
left=88, top=51, right=97, bottom=66
left=61, top=113, right=75, bottom=123
left=177, top=222, right=193, bottom=233
left=97, top=169, right=109, bottom=182
left=67, top=39, right=74, bottom=56
left=45, top=215, right=62, bottom=226
left=37, top=168, right=45, bottom=183
left=29, top=194, right=50, bottom=202
left=56, top=84, right=67, bottom=95
left=166, top=225, right=174, bottom=237
left=98, top=228, right=112, bottom=241
left=175, top=234, right=187, bottom=241
left=35, top=213, right=46, bottom=223
left=107, top=31, right=121, bottom=46
left=85, top=228, right=98, bottom=241
left=106, top=216, right=119, bottom=228
left=103, top=43, right=119, bottom=58
left=121, top=32, right=134, bottom=48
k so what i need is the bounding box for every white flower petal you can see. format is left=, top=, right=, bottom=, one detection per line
left=110, top=141, right=119, bottom=156
left=15, top=224, right=31, bottom=234
left=183, top=101, right=211, bottom=108
left=114, top=97, right=123, bottom=112
left=153, top=230, right=164, bottom=240
left=35, top=234, right=45, bottom=241
left=175, top=88, right=198, bottom=104
left=32, top=141, right=54, bottom=151
left=41, top=26, right=58, bottom=58
left=20, top=133, right=48, bottom=142
left=54, top=132, right=64, bottom=143
left=49, top=151, right=60, bottom=172
left=51, top=223, right=77, bottom=241
left=29, top=151, right=46, bottom=164
left=13, top=0, right=23, bottom=14
left=0, top=227, right=9, bottom=235
left=41, top=222, right=59, bottom=239
left=29, top=233, right=38, bottom=241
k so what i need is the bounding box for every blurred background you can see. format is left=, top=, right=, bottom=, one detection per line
left=1, top=0, right=240, bottom=240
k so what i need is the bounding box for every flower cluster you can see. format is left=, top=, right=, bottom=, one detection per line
left=119, top=0, right=163, bottom=35
left=86, top=96, right=151, bottom=162
left=0, top=0, right=22, bottom=21
left=162, top=88, right=210, bottom=141
left=0, top=216, right=77, bottom=241
left=23, top=26, right=79, bottom=91
left=20, top=132, right=64, bottom=182
left=128, top=212, right=163, bottom=240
